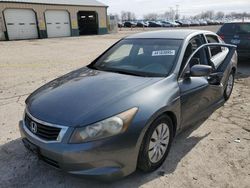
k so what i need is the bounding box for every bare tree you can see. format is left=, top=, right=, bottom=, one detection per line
left=175, top=13, right=180, bottom=20
left=121, top=11, right=136, bottom=21
left=215, top=11, right=225, bottom=19
left=121, top=11, right=127, bottom=21
left=143, top=13, right=158, bottom=21
left=207, top=10, right=214, bottom=19
left=194, top=10, right=216, bottom=19
left=110, top=13, right=120, bottom=21
left=228, top=12, right=250, bottom=19
left=163, top=8, right=175, bottom=21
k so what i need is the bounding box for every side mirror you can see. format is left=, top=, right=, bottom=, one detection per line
left=190, top=64, right=212, bottom=77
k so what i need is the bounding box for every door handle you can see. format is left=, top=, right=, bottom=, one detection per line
left=208, top=72, right=224, bottom=85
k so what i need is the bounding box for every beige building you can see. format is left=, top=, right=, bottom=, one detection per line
left=0, top=0, right=108, bottom=40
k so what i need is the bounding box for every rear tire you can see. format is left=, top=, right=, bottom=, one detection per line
left=137, top=115, right=173, bottom=172
left=224, top=70, right=235, bottom=101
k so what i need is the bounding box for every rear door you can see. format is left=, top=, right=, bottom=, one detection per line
left=205, top=34, right=237, bottom=93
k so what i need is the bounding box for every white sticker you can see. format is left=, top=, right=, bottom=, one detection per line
left=152, top=50, right=175, bottom=56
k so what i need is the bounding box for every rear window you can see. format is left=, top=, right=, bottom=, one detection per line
left=220, top=23, right=250, bottom=34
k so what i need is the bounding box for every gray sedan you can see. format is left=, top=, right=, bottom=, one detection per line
left=19, top=30, right=237, bottom=180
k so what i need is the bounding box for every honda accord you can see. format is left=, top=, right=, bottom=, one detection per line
left=19, top=30, right=237, bottom=180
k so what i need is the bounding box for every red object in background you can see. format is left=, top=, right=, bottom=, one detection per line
left=219, top=34, right=225, bottom=40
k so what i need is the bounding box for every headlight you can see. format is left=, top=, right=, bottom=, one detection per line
left=69, top=107, right=138, bottom=143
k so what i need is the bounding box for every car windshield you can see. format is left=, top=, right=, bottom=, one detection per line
left=89, top=39, right=182, bottom=77
left=220, top=23, right=250, bottom=34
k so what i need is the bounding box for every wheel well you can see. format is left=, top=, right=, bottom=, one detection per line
left=163, top=111, right=177, bottom=137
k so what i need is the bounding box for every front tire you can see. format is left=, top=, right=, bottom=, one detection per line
left=137, top=115, right=173, bottom=172
left=224, top=71, right=235, bottom=101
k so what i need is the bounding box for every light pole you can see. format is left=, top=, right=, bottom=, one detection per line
left=176, top=5, right=179, bottom=20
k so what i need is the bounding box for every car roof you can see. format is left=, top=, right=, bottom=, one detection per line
left=126, top=29, right=213, bottom=39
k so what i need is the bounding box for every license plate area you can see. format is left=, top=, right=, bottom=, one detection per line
left=22, top=138, right=40, bottom=155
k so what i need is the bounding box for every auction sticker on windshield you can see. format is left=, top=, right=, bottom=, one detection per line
left=152, top=50, right=175, bottom=56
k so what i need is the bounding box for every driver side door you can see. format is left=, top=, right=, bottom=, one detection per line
left=178, top=35, right=236, bottom=128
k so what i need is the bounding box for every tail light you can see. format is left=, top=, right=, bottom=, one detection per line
left=219, top=34, right=225, bottom=40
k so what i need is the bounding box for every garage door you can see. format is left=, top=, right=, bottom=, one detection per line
left=4, top=9, right=38, bottom=40
left=45, top=10, right=71, bottom=38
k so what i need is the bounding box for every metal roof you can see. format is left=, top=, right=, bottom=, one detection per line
left=126, top=30, right=212, bottom=39
left=0, top=0, right=107, bottom=7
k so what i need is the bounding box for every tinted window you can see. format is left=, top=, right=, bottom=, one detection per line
left=206, top=35, right=222, bottom=57
left=180, top=35, right=207, bottom=73
left=91, top=39, right=182, bottom=77
left=220, top=23, right=250, bottom=34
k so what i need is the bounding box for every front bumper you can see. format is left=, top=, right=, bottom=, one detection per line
left=19, top=120, right=139, bottom=180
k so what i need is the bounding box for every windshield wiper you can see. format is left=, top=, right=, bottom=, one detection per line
left=88, top=65, right=163, bottom=77
left=111, top=70, right=146, bottom=76
left=88, top=64, right=99, bottom=70
left=97, top=67, right=149, bottom=77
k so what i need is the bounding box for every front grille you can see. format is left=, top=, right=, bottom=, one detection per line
left=24, top=114, right=61, bottom=141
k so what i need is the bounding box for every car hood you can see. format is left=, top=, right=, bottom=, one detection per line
left=26, top=67, right=162, bottom=127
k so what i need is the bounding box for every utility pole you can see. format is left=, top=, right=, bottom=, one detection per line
left=175, top=4, right=179, bottom=20
left=169, top=7, right=174, bottom=21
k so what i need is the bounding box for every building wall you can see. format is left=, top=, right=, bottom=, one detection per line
left=0, top=11, right=5, bottom=40
left=0, top=2, right=108, bottom=40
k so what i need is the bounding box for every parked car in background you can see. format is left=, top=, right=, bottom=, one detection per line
left=190, top=20, right=200, bottom=26
left=148, top=21, right=162, bottom=27
left=160, top=21, right=172, bottom=27
left=118, top=21, right=124, bottom=28
left=207, top=19, right=216, bottom=25
left=19, top=30, right=237, bottom=181
left=199, top=20, right=208, bottom=26
left=169, top=21, right=180, bottom=27
left=214, top=20, right=221, bottom=25
left=180, top=20, right=191, bottom=27
left=137, top=21, right=149, bottom=27
left=217, top=22, right=250, bottom=58
left=175, top=20, right=184, bottom=26
left=124, top=21, right=137, bottom=28
left=160, top=21, right=179, bottom=27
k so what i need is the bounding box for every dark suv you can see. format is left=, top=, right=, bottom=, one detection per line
left=217, top=22, right=250, bottom=58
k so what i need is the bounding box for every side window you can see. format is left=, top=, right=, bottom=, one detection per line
left=180, top=35, right=207, bottom=73
left=206, top=35, right=222, bottom=57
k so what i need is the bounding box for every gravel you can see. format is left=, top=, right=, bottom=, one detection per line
left=0, top=25, right=249, bottom=188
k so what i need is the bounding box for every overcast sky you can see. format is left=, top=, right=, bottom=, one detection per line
left=99, top=0, right=250, bottom=18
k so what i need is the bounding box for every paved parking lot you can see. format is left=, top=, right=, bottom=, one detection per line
left=0, top=26, right=249, bottom=188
